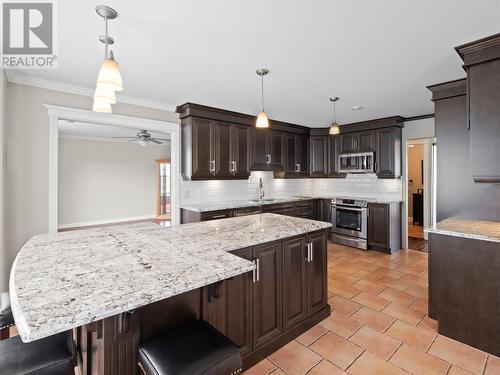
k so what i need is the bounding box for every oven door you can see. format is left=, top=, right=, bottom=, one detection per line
left=331, top=205, right=367, bottom=239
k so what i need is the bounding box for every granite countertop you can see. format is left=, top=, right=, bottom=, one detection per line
left=181, top=196, right=402, bottom=212
left=425, top=217, right=500, bottom=243
left=10, top=213, right=331, bottom=343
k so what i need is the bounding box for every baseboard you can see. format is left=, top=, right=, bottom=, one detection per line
left=58, top=215, right=156, bottom=230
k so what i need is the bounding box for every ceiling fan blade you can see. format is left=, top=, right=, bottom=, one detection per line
left=148, top=139, right=162, bottom=144
left=113, top=136, right=137, bottom=139
left=128, top=139, right=139, bottom=143
left=150, top=138, right=171, bottom=142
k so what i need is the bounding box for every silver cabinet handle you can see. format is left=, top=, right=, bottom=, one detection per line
left=295, top=163, right=301, bottom=173
left=230, top=160, right=236, bottom=174
left=252, top=260, right=257, bottom=283
left=266, top=154, right=271, bottom=164
left=306, top=243, right=311, bottom=262
left=256, top=258, right=260, bottom=282
left=211, top=214, right=227, bottom=219
left=310, top=242, right=314, bottom=262
left=210, top=160, right=215, bottom=174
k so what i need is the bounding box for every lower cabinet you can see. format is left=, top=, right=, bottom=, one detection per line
left=367, top=202, right=401, bottom=253
left=201, top=230, right=329, bottom=365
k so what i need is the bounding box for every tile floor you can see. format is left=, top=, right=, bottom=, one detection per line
left=243, top=242, right=499, bottom=375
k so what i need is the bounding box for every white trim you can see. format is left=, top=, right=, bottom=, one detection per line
left=7, top=72, right=176, bottom=112
left=46, top=105, right=181, bottom=234
left=58, top=215, right=156, bottom=230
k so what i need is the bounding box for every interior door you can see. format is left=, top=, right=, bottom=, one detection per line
left=252, top=241, right=283, bottom=349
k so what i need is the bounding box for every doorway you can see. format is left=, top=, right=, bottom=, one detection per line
left=405, top=138, right=436, bottom=252
left=156, top=159, right=171, bottom=225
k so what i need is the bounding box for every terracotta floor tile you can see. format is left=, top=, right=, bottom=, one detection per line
left=390, top=343, right=450, bottom=375
left=428, top=335, right=487, bottom=374
left=348, top=325, right=401, bottom=360
left=448, top=365, right=474, bottom=375
left=353, top=260, right=381, bottom=272
left=350, top=306, right=395, bottom=332
left=347, top=351, right=409, bottom=375
left=351, top=269, right=382, bottom=282
left=381, top=302, right=425, bottom=326
left=376, top=276, right=410, bottom=291
left=270, top=370, right=286, bottom=375
left=352, top=279, right=386, bottom=294
left=378, top=288, right=416, bottom=306
left=310, top=332, right=364, bottom=370
left=386, top=319, right=436, bottom=351
left=329, top=273, right=361, bottom=286
left=328, top=295, right=362, bottom=317
left=268, top=340, right=321, bottom=375
left=405, top=284, right=428, bottom=299
left=330, top=283, right=361, bottom=299
left=352, top=291, right=390, bottom=311
left=484, top=355, right=500, bottom=375
left=374, top=267, right=405, bottom=278
left=319, top=312, right=363, bottom=338
left=399, top=273, right=428, bottom=287
left=307, top=359, right=347, bottom=375
left=409, top=297, right=428, bottom=315
left=296, top=325, right=328, bottom=347
left=418, top=315, right=438, bottom=332
left=244, top=358, right=277, bottom=375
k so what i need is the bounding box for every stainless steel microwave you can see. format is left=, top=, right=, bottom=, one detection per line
left=338, top=152, right=374, bottom=173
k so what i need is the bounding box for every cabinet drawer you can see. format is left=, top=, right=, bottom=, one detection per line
left=234, top=207, right=262, bottom=217
left=201, top=210, right=233, bottom=221
left=294, top=200, right=313, bottom=209
left=263, top=202, right=295, bottom=212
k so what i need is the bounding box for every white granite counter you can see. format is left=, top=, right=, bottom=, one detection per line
left=181, top=196, right=402, bottom=212
left=425, top=217, right=500, bottom=243
left=10, top=214, right=331, bottom=342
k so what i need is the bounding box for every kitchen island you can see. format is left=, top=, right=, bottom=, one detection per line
left=10, top=213, right=331, bottom=374
left=427, top=217, right=500, bottom=357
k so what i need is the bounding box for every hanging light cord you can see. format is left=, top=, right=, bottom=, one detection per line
left=260, top=74, right=265, bottom=112
left=104, top=16, right=109, bottom=59
left=333, top=100, right=336, bottom=123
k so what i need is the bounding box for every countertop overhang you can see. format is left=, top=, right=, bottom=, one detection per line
left=425, top=217, right=500, bottom=243
left=10, top=213, right=331, bottom=343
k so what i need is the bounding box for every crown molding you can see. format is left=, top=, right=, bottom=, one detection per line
left=6, top=72, right=177, bottom=112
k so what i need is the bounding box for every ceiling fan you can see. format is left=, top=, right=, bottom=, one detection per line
left=113, top=130, right=170, bottom=146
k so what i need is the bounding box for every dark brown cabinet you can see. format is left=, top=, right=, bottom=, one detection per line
left=284, top=134, right=309, bottom=177
left=309, top=136, right=328, bottom=177
left=317, top=199, right=331, bottom=223
left=339, top=131, right=374, bottom=153
left=182, top=117, right=214, bottom=180
left=213, top=121, right=232, bottom=178
left=307, top=230, right=328, bottom=315
left=252, top=241, right=283, bottom=349
left=375, top=127, right=401, bottom=178
left=230, top=125, right=250, bottom=178
left=327, top=135, right=344, bottom=177
left=367, top=202, right=401, bottom=253
left=249, top=129, right=284, bottom=171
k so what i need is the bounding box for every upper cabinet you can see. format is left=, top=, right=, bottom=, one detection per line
left=249, top=129, right=284, bottom=171
left=283, top=134, right=309, bottom=177
left=375, top=127, right=401, bottom=179
left=456, top=34, right=500, bottom=182
left=339, top=130, right=374, bottom=153
left=309, top=136, right=328, bottom=177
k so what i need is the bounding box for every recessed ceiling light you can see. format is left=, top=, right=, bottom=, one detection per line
left=351, top=106, right=363, bottom=110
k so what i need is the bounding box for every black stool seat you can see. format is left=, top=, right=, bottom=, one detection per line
left=0, top=331, right=75, bottom=375
left=138, top=321, right=242, bottom=375
left=0, top=306, right=14, bottom=330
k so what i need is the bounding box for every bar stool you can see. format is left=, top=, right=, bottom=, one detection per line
left=0, top=331, right=76, bottom=375
left=0, top=306, right=15, bottom=340
left=138, top=320, right=242, bottom=375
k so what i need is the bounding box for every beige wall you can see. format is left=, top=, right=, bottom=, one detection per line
left=59, top=138, right=169, bottom=226
left=0, top=71, right=6, bottom=292
left=3, top=82, right=178, bottom=290
left=408, top=144, right=424, bottom=216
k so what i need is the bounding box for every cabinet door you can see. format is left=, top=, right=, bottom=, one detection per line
left=213, top=121, right=232, bottom=178
left=230, top=125, right=250, bottom=178
left=282, top=236, right=308, bottom=330
left=252, top=241, right=282, bottom=349
left=358, top=130, right=375, bottom=152
left=307, top=231, right=328, bottom=316
left=309, top=136, right=328, bottom=177
left=469, top=61, right=500, bottom=182
left=375, top=127, right=401, bottom=178
left=367, top=203, right=389, bottom=250
left=340, top=133, right=357, bottom=153
left=249, top=128, right=271, bottom=170
left=269, top=131, right=284, bottom=169
left=327, top=135, right=344, bottom=177
left=189, top=118, right=214, bottom=179
left=319, top=200, right=332, bottom=222
left=284, top=134, right=298, bottom=174
left=298, top=135, right=309, bottom=175
left=227, top=247, right=253, bottom=357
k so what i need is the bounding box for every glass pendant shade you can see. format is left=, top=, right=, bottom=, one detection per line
left=93, top=86, right=116, bottom=104
left=96, top=57, right=123, bottom=91
left=256, top=111, right=269, bottom=128
left=92, top=99, right=112, bottom=113
left=329, top=121, right=340, bottom=135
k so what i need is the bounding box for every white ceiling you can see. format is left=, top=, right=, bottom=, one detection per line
left=18, top=0, right=500, bottom=127
left=58, top=120, right=170, bottom=143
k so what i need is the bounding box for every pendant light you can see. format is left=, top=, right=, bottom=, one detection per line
left=329, top=97, right=340, bottom=135
left=93, top=5, right=123, bottom=113
left=256, top=68, right=269, bottom=128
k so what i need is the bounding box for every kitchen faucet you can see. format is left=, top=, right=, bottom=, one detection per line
left=258, top=178, right=265, bottom=200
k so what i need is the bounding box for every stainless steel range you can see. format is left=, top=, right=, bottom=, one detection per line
left=331, top=197, right=369, bottom=250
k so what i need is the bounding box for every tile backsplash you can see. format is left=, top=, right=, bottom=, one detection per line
left=180, top=172, right=402, bottom=205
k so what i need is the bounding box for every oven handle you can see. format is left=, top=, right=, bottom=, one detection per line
left=331, top=205, right=365, bottom=212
